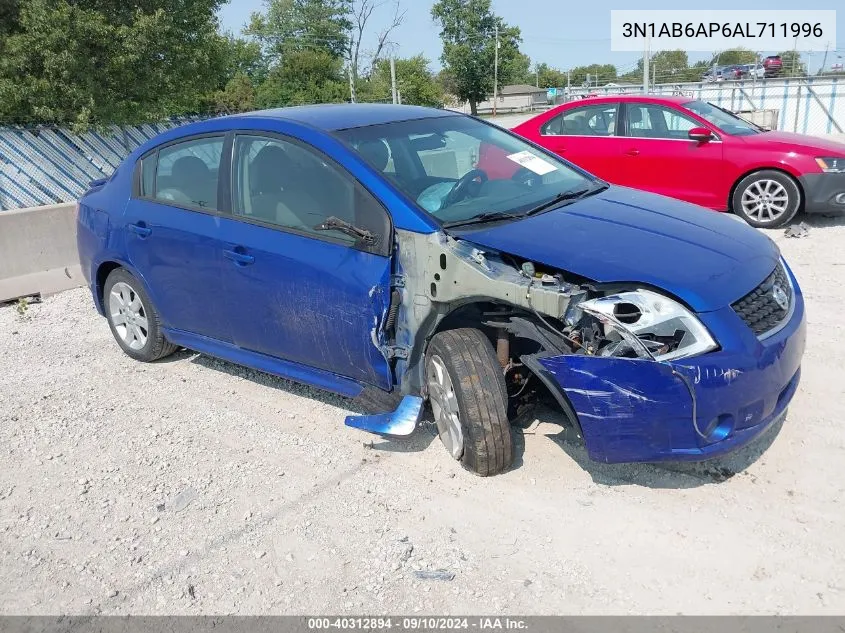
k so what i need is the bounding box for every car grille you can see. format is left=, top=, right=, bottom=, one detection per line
left=731, top=263, right=793, bottom=337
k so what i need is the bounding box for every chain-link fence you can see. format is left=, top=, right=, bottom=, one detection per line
left=559, top=77, right=844, bottom=136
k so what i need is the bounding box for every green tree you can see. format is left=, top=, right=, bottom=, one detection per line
left=710, top=48, right=757, bottom=66
left=212, top=73, right=257, bottom=113
left=535, top=63, right=567, bottom=89
left=778, top=50, right=806, bottom=77
left=361, top=54, right=443, bottom=106
left=255, top=49, right=347, bottom=107
left=431, top=0, right=524, bottom=115
left=0, top=0, right=226, bottom=127
left=246, top=0, right=352, bottom=64
left=570, top=63, right=616, bottom=86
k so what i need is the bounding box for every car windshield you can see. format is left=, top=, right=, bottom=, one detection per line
left=684, top=100, right=761, bottom=136
left=336, top=115, right=595, bottom=226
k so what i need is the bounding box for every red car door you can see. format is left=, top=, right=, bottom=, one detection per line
left=618, top=102, right=724, bottom=209
left=522, top=103, right=629, bottom=183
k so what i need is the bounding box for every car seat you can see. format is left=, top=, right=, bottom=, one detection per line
left=170, top=156, right=216, bottom=208
left=249, top=144, right=324, bottom=230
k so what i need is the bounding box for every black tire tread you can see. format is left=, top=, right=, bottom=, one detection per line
left=428, top=328, right=513, bottom=476
left=104, top=268, right=178, bottom=362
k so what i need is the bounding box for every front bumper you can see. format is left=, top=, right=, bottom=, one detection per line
left=799, top=172, right=845, bottom=215
left=538, top=269, right=806, bottom=464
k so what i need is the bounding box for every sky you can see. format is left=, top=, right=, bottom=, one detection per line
left=218, top=0, right=845, bottom=80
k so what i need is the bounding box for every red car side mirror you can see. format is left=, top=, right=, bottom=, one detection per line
left=689, top=127, right=713, bottom=142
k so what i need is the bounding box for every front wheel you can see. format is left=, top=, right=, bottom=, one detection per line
left=732, top=170, right=801, bottom=228
left=425, top=328, right=513, bottom=476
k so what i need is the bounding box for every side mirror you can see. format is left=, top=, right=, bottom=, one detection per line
left=688, top=127, right=713, bottom=142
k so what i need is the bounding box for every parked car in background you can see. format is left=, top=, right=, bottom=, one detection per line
left=77, top=104, right=806, bottom=475
left=702, top=66, right=728, bottom=82
left=763, top=55, right=783, bottom=77
left=511, top=95, right=845, bottom=227
left=742, top=63, right=766, bottom=79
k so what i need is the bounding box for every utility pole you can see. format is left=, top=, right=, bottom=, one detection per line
left=791, top=36, right=798, bottom=76
left=642, top=32, right=650, bottom=93
left=493, top=23, right=499, bottom=115
left=348, top=66, right=356, bottom=103
left=652, top=63, right=656, bottom=88
left=821, top=42, right=831, bottom=75
left=390, top=57, right=398, bottom=104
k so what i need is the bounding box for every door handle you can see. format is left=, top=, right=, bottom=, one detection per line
left=223, top=248, right=255, bottom=266
left=625, top=148, right=640, bottom=156
left=128, top=222, right=152, bottom=237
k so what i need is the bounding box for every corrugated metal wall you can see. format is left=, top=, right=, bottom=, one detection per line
left=0, top=117, right=209, bottom=210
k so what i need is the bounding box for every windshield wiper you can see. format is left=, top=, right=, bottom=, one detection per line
left=442, top=211, right=524, bottom=229
left=524, top=184, right=606, bottom=217
left=314, top=216, right=375, bottom=244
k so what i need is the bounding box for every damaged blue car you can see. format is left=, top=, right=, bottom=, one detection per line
left=77, top=104, right=806, bottom=476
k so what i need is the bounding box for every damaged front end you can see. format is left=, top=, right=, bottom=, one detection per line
left=349, top=229, right=806, bottom=465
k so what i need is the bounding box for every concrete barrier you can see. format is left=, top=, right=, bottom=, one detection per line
left=0, top=202, right=83, bottom=303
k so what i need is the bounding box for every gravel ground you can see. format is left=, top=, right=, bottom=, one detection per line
left=1, top=215, right=844, bottom=615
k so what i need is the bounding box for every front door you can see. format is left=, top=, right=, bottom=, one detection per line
left=618, top=103, right=724, bottom=209
left=124, top=134, right=231, bottom=341
left=217, top=133, right=394, bottom=390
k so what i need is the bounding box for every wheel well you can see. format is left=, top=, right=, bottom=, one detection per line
left=425, top=300, right=583, bottom=432
left=727, top=167, right=804, bottom=212
left=95, top=261, right=123, bottom=310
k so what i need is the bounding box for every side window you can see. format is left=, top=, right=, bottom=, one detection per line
left=541, top=104, right=618, bottom=137
left=152, top=137, right=224, bottom=210
left=232, top=135, right=390, bottom=255
left=626, top=105, right=700, bottom=140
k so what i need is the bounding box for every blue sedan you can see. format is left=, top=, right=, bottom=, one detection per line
left=76, top=104, right=806, bottom=476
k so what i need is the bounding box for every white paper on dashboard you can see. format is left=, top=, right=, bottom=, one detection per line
left=505, top=150, right=557, bottom=175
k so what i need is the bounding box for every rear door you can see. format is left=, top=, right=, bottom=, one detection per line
left=534, top=102, right=628, bottom=180
left=618, top=102, right=724, bottom=208
left=124, top=134, right=230, bottom=341
left=216, top=132, right=394, bottom=390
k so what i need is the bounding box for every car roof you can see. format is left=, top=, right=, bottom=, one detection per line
left=563, top=95, right=694, bottom=106
left=232, top=103, right=458, bottom=131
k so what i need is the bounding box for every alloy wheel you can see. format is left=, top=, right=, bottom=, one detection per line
left=741, top=179, right=790, bottom=223
left=426, top=354, right=464, bottom=459
left=108, top=281, right=149, bottom=351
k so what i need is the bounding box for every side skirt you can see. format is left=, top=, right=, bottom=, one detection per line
left=162, top=328, right=365, bottom=398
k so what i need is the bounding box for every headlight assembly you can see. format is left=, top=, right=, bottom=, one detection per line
left=815, top=157, right=845, bottom=173
left=577, top=289, right=718, bottom=361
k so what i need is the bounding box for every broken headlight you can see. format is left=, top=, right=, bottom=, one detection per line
left=577, top=289, right=717, bottom=361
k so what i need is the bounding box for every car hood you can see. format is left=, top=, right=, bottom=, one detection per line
left=742, top=130, right=845, bottom=154
left=450, top=186, right=780, bottom=312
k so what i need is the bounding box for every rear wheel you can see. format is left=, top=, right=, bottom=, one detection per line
left=425, top=328, right=513, bottom=476
left=103, top=268, right=178, bottom=362
left=732, top=170, right=801, bottom=228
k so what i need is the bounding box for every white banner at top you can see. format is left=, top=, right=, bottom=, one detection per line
left=610, top=10, right=836, bottom=52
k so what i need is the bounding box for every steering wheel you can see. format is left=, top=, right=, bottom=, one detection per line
left=442, top=169, right=488, bottom=207
left=511, top=166, right=539, bottom=187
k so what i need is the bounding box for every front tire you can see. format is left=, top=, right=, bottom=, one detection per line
left=425, top=328, right=514, bottom=476
left=103, top=268, right=178, bottom=362
left=732, top=170, right=801, bottom=228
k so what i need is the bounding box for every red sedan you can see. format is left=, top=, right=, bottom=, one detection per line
left=508, top=95, right=845, bottom=227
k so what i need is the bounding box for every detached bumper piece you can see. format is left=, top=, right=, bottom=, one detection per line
left=345, top=395, right=423, bottom=437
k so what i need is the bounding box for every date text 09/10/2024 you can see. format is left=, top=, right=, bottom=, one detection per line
left=306, top=617, right=528, bottom=630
